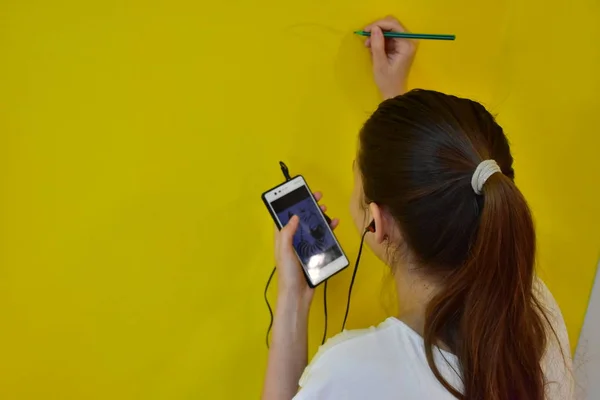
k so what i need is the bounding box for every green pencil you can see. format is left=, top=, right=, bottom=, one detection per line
left=354, top=31, right=455, bottom=41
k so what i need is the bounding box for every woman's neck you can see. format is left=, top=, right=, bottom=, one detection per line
left=394, top=265, right=439, bottom=337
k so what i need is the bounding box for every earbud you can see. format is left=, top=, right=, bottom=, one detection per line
left=366, top=220, right=376, bottom=233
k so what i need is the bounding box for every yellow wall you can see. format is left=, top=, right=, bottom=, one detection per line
left=1, top=0, right=598, bottom=398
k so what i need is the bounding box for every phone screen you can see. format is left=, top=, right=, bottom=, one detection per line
left=265, top=178, right=347, bottom=285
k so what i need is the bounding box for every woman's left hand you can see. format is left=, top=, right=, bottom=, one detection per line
left=274, top=191, right=339, bottom=303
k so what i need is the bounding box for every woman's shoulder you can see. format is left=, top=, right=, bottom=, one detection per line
left=533, top=277, right=572, bottom=356
left=295, top=318, right=460, bottom=400
left=298, top=318, right=401, bottom=384
left=533, top=278, right=575, bottom=399
left=310, top=317, right=401, bottom=357
left=302, top=318, right=422, bottom=371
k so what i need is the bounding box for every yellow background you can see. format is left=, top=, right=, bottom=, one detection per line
left=1, top=0, right=599, bottom=398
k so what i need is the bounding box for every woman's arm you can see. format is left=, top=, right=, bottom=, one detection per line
left=261, top=193, right=339, bottom=400
left=261, top=290, right=312, bottom=400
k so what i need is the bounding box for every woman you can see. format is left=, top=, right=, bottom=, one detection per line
left=262, top=16, right=574, bottom=400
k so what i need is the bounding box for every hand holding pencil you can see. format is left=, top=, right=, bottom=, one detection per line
left=362, top=16, right=418, bottom=99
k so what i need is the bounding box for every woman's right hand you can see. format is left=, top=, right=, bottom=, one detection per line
left=363, top=16, right=417, bottom=99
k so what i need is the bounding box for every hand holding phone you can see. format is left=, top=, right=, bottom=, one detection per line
left=263, top=176, right=349, bottom=288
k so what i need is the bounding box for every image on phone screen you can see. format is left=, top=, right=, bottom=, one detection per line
left=270, top=185, right=343, bottom=270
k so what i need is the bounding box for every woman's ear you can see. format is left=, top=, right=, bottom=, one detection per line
left=368, top=202, right=386, bottom=244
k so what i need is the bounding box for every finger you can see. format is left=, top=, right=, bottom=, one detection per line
left=330, top=218, right=340, bottom=230
left=313, top=191, right=322, bottom=202
left=320, top=204, right=327, bottom=212
left=365, top=38, right=371, bottom=47
left=364, top=16, right=407, bottom=33
left=279, top=215, right=299, bottom=252
left=370, top=26, right=388, bottom=67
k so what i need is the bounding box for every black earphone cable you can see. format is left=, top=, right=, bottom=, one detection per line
left=265, top=226, right=369, bottom=348
left=322, top=280, right=328, bottom=345
left=341, top=227, right=368, bottom=331
left=264, top=268, right=328, bottom=348
left=264, top=266, right=277, bottom=348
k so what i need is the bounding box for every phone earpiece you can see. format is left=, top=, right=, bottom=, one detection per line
left=366, top=220, right=376, bottom=233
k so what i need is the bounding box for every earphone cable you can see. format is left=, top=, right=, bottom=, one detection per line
left=264, top=268, right=328, bottom=348
left=341, top=228, right=368, bottom=332
left=264, top=266, right=277, bottom=348
left=266, top=227, right=369, bottom=347
left=322, top=280, right=328, bottom=345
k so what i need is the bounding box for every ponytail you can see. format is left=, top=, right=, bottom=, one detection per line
left=423, top=173, right=547, bottom=400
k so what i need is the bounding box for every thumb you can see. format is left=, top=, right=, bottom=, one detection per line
left=370, top=26, right=387, bottom=67
left=279, top=215, right=299, bottom=251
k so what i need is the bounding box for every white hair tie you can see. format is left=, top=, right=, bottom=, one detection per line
left=471, top=160, right=502, bottom=195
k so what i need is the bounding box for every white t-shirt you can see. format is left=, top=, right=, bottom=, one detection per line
left=294, top=280, right=574, bottom=400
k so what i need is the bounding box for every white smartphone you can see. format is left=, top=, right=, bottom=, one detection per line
left=262, top=176, right=349, bottom=287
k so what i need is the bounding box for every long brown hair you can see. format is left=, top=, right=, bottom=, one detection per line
left=358, top=90, right=548, bottom=400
